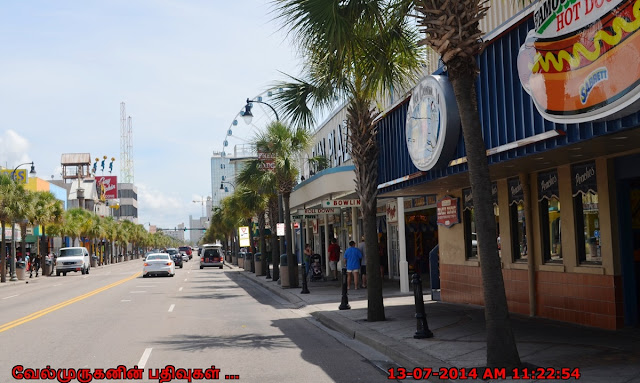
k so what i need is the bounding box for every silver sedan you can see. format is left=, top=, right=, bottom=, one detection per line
left=143, top=253, right=175, bottom=277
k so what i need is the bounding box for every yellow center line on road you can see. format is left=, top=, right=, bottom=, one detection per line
left=0, top=272, right=141, bottom=334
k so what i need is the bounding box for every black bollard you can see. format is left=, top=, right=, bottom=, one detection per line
left=412, top=273, right=434, bottom=339
left=338, top=267, right=351, bottom=310
left=301, top=262, right=310, bottom=294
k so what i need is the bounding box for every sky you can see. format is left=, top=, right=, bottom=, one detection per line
left=0, top=0, right=303, bottom=239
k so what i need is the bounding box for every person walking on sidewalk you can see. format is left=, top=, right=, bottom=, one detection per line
left=328, top=238, right=340, bottom=281
left=344, top=241, right=362, bottom=290
left=358, top=236, right=367, bottom=288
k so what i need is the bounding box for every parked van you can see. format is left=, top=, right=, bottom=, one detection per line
left=56, top=247, right=91, bottom=276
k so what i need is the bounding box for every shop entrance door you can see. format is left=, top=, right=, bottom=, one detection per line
left=389, top=224, right=399, bottom=279
left=616, top=154, right=640, bottom=327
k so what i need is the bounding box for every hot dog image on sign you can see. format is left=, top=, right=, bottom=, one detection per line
left=517, top=0, right=640, bottom=123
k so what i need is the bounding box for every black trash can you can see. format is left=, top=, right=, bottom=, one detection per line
left=246, top=253, right=254, bottom=273
left=280, top=254, right=289, bottom=287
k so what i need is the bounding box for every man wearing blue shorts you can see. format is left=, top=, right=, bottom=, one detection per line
left=344, top=241, right=363, bottom=290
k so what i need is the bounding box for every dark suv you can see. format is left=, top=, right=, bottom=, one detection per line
left=179, top=246, right=192, bottom=259
left=167, top=248, right=183, bottom=268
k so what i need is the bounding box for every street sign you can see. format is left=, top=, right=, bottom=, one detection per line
left=322, top=199, right=361, bottom=207
left=276, top=223, right=285, bottom=236
left=238, top=226, right=250, bottom=247
left=292, top=215, right=317, bottom=220
left=299, top=208, right=337, bottom=215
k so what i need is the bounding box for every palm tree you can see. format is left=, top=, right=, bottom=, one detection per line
left=254, top=121, right=316, bottom=288
left=235, top=186, right=268, bottom=272
left=236, top=159, right=278, bottom=277
left=271, top=0, right=424, bottom=318
left=397, top=0, right=521, bottom=368
left=31, top=192, right=64, bottom=267
left=0, top=174, right=17, bottom=282
left=16, top=189, right=35, bottom=267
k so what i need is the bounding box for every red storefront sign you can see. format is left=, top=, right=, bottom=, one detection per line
left=437, top=196, right=459, bottom=228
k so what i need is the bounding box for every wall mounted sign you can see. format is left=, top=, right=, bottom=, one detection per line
left=436, top=196, right=460, bottom=227
left=257, top=151, right=276, bottom=172
left=518, top=0, right=640, bottom=123
left=406, top=75, right=461, bottom=171
left=276, top=223, right=285, bottom=236
left=572, top=161, right=598, bottom=196
left=462, top=182, right=499, bottom=211
left=312, top=122, right=350, bottom=169
left=96, top=176, right=118, bottom=200
left=300, top=208, right=337, bottom=215
left=508, top=177, right=524, bottom=205
left=0, top=169, right=28, bottom=184
left=386, top=201, right=398, bottom=223
left=322, top=199, right=361, bottom=207
left=538, top=169, right=560, bottom=201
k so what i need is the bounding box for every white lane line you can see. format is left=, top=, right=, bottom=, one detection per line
left=137, top=348, right=152, bottom=369
left=187, top=271, right=191, bottom=274
left=52, top=284, right=62, bottom=287
left=184, top=278, right=188, bottom=282
left=178, top=287, right=183, bottom=292
left=2, top=294, right=19, bottom=300
left=136, top=285, right=156, bottom=288
left=121, top=300, right=131, bottom=302
left=130, top=291, right=146, bottom=293
left=168, top=304, right=175, bottom=312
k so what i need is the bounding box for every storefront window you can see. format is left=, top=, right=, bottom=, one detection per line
left=463, top=184, right=499, bottom=260
left=571, top=161, right=601, bottom=264
left=538, top=170, right=562, bottom=263
left=508, top=177, right=527, bottom=261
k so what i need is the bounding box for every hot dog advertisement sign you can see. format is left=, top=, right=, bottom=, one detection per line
left=518, top=0, right=640, bottom=123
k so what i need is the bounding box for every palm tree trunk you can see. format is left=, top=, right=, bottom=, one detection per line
left=348, top=96, right=385, bottom=321
left=268, top=196, right=279, bottom=281
left=283, top=192, right=298, bottom=287
left=258, top=211, right=266, bottom=276
left=448, top=64, right=521, bottom=368
left=1, top=221, right=6, bottom=283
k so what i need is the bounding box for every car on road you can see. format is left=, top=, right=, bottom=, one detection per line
left=172, top=253, right=183, bottom=268
left=166, top=248, right=185, bottom=262
left=179, top=246, right=192, bottom=260
left=143, top=253, right=175, bottom=277
left=200, top=244, right=224, bottom=269
left=55, top=247, right=91, bottom=276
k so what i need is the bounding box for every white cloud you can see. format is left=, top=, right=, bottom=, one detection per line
left=0, top=130, right=31, bottom=168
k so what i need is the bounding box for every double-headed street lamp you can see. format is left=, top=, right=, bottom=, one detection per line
left=8, top=162, right=37, bottom=281
left=220, top=181, right=235, bottom=193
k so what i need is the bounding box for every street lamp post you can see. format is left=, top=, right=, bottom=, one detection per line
left=241, top=97, right=284, bottom=282
left=9, top=162, right=36, bottom=281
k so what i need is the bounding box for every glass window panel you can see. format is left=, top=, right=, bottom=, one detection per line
left=510, top=202, right=527, bottom=261
left=579, top=193, right=601, bottom=264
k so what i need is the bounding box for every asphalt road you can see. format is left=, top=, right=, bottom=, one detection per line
left=0, top=258, right=390, bottom=382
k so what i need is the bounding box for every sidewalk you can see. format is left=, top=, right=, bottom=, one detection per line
left=230, top=263, right=640, bottom=383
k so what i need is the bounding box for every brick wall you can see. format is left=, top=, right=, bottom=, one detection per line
left=537, top=271, right=623, bottom=330
left=439, top=264, right=624, bottom=329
